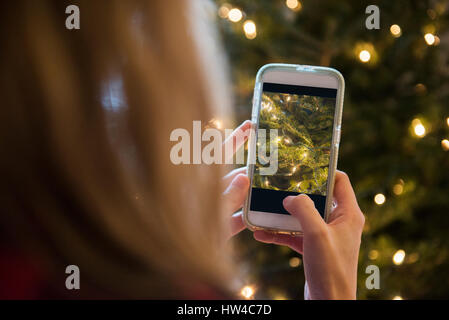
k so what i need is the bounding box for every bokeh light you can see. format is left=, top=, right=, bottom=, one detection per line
left=412, top=119, right=426, bottom=137
left=390, top=24, right=402, bottom=37
left=393, top=249, right=406, bottom=265
left=286, top=0, right=302, bottom=11
left=374, top=193, right=386, bottom=205
left=358, top=50, right=371, bottom=63
left=441, top=139, right=449, bottom=151
left=218, top=3, right=231, bottom=19
left=243, top=20, right=257, bottom=39
left=393, top=184, right=404, bottom=195
left=424, top=33, right=435, bottom=45
left=368, top=250, right=379, bottom=260
left=414, top=124, right=426, bottom=137
left=228, top=8, right=243, bottom=22
left=289, top=257, right=301, bottom=267
left=241, top=285, right=255, bottom=299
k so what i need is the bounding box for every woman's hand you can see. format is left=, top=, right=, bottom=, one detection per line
left=253, top=171, right=365, bottom=300
left=221, top=120, right=252, bottom=238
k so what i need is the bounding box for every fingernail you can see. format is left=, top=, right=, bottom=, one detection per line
left=241, top=120, right=252, bottom=128
left=283, top=196, right=295, bottom=208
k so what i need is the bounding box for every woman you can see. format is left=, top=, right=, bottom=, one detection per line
left=0, top=0, right=364, bottom=299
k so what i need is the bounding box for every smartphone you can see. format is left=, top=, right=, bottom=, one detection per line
left=243, top=64, right=344, bottom=235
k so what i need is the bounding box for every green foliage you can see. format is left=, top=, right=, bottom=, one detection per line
left=253, top=93, right=333, bottom=195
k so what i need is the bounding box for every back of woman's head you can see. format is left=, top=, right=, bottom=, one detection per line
left=0, top=0, right=235, bottom=298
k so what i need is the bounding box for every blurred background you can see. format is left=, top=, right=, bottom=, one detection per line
left=215, top=0, right=449, bottom=299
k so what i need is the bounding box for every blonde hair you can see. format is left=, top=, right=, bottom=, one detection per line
left=0, top=0, right=235, bottom=298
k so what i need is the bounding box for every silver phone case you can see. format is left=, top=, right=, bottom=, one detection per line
left=243, top=63, right=345, bottom=235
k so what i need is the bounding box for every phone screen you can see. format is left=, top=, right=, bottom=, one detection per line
left=250, top=82, right=337, bottom=217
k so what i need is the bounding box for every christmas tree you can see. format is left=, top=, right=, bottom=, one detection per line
left=215, top=0, right=449, bottom=299
left=253, top=92, right=333, bottom=195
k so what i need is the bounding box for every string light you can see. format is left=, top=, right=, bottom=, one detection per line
left=289, top=257, right=301, bottom=267
left=424, top=33, right=435, bottom=45
left=414, top=123, right=426, bottom=137
left=241, top=285, right=255, bottom=299
left=218, top=4, right=231, bottom=19
left=368, top=250, right=379, bottom=260
left=358, top=50, right=371, bottom=63
left=393, top=179, right=404, bottom=195
left=390, top=24, right=402, bottom=37
left=302, top=151, right=309, bottom=159
left=412, top=118, right=426, bottom=138
left=393, top=249, right=406, bottom=265
left=296, top=181, right=308, bottom=190
left=355, top=42, right=377, bottom=64
left=441, top=139, right=449, bottom=151
left=243, top=20, right=257, bottom=39
left=393, top=296, right=403, bottom=300
left=228, top=8, right=243, bottom=22
left=393, top=184, right=404, bottom=195
left=446, top=117, right=449, bottom=127
left=262, top=101, right=273, bottom=111
left=374, top=193, right=386, bottom=205
left=286, top=0, right=302, bottom=11
left=414, top=83, right=427, bottom=95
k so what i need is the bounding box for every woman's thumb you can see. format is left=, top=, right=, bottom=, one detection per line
left=283, top=194, right=325, bottom=234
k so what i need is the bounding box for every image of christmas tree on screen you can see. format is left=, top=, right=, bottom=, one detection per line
left=253, top=92, right=335, bottom=196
